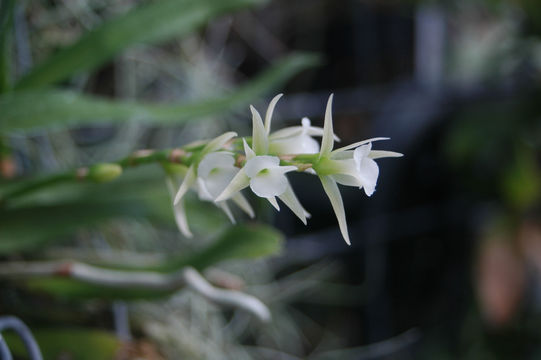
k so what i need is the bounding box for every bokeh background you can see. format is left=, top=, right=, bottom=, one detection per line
left=1, top=0, right=541, bottom=359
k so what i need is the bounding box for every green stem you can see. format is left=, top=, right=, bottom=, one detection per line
left=0, top=139, right=317, bottom=205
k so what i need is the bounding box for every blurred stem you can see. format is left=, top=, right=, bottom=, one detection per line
left=0, top=0, right=15, bottom=93
left=0, top=261, right=271, bottom=322
left=0, top=140, right=316, bottom=205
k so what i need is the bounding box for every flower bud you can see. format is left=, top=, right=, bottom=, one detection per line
left=88, top=163, right=122, bottom=183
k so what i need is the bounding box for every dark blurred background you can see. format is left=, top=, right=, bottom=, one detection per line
left=2, top=0, right=541, bottom=359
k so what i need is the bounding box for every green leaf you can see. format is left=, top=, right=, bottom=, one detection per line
left=15, top=0, right=265, bottom=89
left=0, top=53, right=320, bottom=133
left=3, top=328, right=119, bottom=360
left=0, top=0, right=15, bottom=92
left=166, top=223, right=284, bottom=271
left=20, top=223, right=283, bottom=300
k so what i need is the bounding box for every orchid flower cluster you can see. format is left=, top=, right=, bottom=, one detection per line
left=169, top=94, right=402, bottom=245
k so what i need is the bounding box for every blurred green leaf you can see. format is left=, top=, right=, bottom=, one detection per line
left=0, top=0, right=15, bottom=92
left=501, top=145, right=541, bottom=210
left=4, top=328, right=119, bottom=360
left=21, top=223, right=283, bottom=300
left=0, top=53, right=320, bottom=133
left=15, top=0, right=265, bottom=89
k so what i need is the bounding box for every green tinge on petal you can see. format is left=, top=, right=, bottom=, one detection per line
left=368, top=150, right=403, bottom=159
left=215, top=168, right=250, bottom=202
left=319, top=94, right=335, bottom=158
left=267, top=196, right=280, bottom=211
left=174, top=165, right=196, bottom=205
left=278, top=183, right=308, bottom=225
left=202, top=131, right=238, bottom=155
left=243, top=138, right=256, bottom=160
left=264, top=93, right=283, bottom=134
left=250, top=105, right=269, bottom=155
left=166, top=177, right=193, bottom=238
left=331, top=137, right=389, bottom=154
left=217, top=201, right=236, bottom=224
left=232, top=192, right=255, bottom=218
left=319, top=175, right=351, bottom=245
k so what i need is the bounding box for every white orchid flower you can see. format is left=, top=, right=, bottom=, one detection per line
left=215, top=139, right=310, bottom=224
left=314, top=94, right=402, bottom=245
left=173, top=131, right=237, bottom=207
left=196, top=151, right=254, bottom=223
left=247, top=93, right=338, bottom=156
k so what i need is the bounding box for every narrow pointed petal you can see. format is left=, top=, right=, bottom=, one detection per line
left=250, top=105, right=268, bottom=155
left=174, top=166, right=196, bottom=205
left=269, top=126, right=303, bottom=140
left=331, top=137, right=390, bottom=154
left=369, top=150, right=403, bottom=159
left=215, top=168, right=250, bottom=202
left=264, top=94, right=283, bottom=134
left=166, top=178, right=193, bottom=238
left=231, top=192, right=255, bottom=218
left=217, top=201, right=236, bottom=224
left=319, top=94, right=336, bottom=158
left=267, top=196, right=280, bottom=211
left=243, top=138, right=256, bottom=160
left=278, top=183, right=308, bottom=225
left=202, top=131, right=238, bottom=155
left=173, top=200, right=193, bottom=238
left=319, top=175, right=351, bottom=245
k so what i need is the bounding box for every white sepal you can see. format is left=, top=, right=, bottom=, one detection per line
left=319, top=94, right=335, bottom=158
left=319, top=175, right=351, bottom=245
left=264, top=93, right=283, bottom=134
left=278, top=183, right=309, bottom=225
left=231, top=193, right=255, bottom=218
left=174, top=165, right=196, bottom=205
left=243, top=138, right=256, bottom=160
left=215, top=168, right=250, bottom=202
left=166, top=177, right=193, bottom=238
left=267, top=196, right=280, bottom=211
left=201, top=131, right=238, bottom=155
left=250, top=105, right=268, bottom=155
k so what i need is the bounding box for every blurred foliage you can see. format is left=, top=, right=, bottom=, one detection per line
left=3, top=328, right=119, bottom=360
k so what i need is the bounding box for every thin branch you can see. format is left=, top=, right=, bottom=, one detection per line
left=0, top=261, right=271, bottom=322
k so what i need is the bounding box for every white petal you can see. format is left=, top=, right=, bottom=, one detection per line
left=369, top=150, right=403, bottom=159
left=217, top=201, right=236, bottom=224
left=332, top=137, right=389, bottom=154
left=250, top=105, right=268, bottom=155
left=215, top=168, right=250, bottom=202
left=357, top=157, right=379, bottom=196
left=269, top=126, right=303, bottom=140
left=243, top=138, right=256, bottom=160
left=196, top=177, right=214, bottom=201
left=278, top=183, right=308, bottom=225
left=231, top=192, right=255, bottom=218
left=204, top=167, right=239, bottom=199
left=249, top=168, right=289, bottom=198
left=166, top=177, right=193, bottom=238
left=319, top=175, right=351, bottom=245
left=331, top=173, right=363, bottom=187
left=264, top=94, right=283, bottom=134
left=174, top=165, right=196, bottom=205
left=244, top=156, right=280, bottom=177
left=269, top=135, right=320, bottom=155
left=319, top=94, right=335, bottom=158
left=201, top=131, right=238, bottom=155
left=267, top=196, right=280, bottom=211
left=353, top=143, right=372, bottom=161
left=198, top=152, right=235, bottom=179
